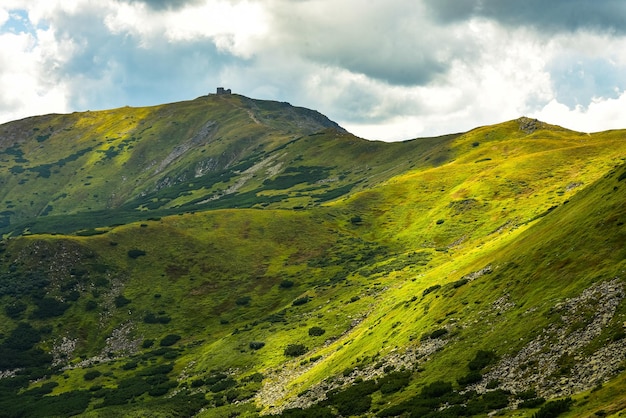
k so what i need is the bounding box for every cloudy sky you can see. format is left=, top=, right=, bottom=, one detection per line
left=1, top=0, right=626, bottom=141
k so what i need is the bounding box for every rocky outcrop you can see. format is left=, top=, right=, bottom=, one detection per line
left=517, top=117, right=547, bottom=134
left=472, top=278, right=625, bottom=398
left=258, top=337, right=448, bottom=415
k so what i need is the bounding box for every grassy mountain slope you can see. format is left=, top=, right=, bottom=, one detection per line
left=0, top=100, right=625, bottom=417
left=0, top=94, right=456, bottom=235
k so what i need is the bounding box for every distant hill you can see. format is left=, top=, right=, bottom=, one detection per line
left=0, top=97, right=624, bottom=417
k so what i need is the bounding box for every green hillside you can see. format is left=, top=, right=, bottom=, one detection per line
left=0, top=94, right=454, bottom=235
left=0, top=99, right=624, bottom=417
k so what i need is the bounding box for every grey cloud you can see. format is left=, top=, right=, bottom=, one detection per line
left=426, top=0, right=626, bottom=33
left=266, top=0, right=469, bottom=87
left=123, top=0, right=204, bottom=10
left=44, top=6, right=241, bottom=111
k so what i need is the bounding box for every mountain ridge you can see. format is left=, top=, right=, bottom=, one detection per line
left=0, top=95, right=624, bottom=417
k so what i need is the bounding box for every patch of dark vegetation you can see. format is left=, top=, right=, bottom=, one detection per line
left=457, top=370, right=483, bottom=386
left=284, top=344, right=308, bottom=357
left=0, top=269, right=50, bottom=297
left=452, top=278, right=470, bottom=288
left=114, top=295, right=131, bottom=308
left=265, top=309, right=287, bottom=323
left=292, top=296, right=310, bottom=306
left=84, top=370, right=102, bottom=381
left=127, top=249, right=146, bottom=259
left=143, top=311, right=172, bottom=324
left=236, top=295, right=252, bottom=306
left=468, top=350, right=499, bottom=371
left=279, top=279, right=294, bottom=288
left=308, top=326, right=325, bottom=337
left=378, top=370, right=411, bottom=394
left=0, top=322, right=52, bottom=370
left=314, top=182, right=358, bottom=202
left=532, top=397, right=573, bottom=418
left=326, top=379, right=378, bottom=416
left=427, top=328, right=448, bottom=340
left=262, top=166, right=330, bottom=190
left=422, top=284, right=441, bottom=297
left=249, top=341, right=265, bottom=350
left=159, top=334, right=181, bottom=347
left=5, top=301, right=27, bottom=319
left=32, top=297, right=69, bottom=319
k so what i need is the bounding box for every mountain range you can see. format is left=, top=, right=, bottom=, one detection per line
left=0, top=93, right=624, bottom=417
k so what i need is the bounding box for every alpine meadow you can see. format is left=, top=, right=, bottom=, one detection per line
left=0, top=93, right=625, bottom=417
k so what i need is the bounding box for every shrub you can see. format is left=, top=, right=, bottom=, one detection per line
left=520, top=398, right=546, bottom=408
left=308, top=326, right=326, bottom=336
left=452, top=278, right=470, bottom=288
left=5, top=301, right=27, bottom=319
left=468, top=350, right=498, bottom=371
left=83, top=370, right=102, bottom=381
left=422, top=284, right=441, bottom=297
left=143, top=312, right=171, bottom=324
left=191, top=378, right=205, bottom=388
left=327, top=380, right=378, bottom=416
left=350, top=216, right=363, bottom=225
left=292, top=296, right=310, bottom=306
left=209, top=377, right=236, bottom=393
left=279, top=279, right=294, bottom=289
left=421, top=380, right=453, bottom=398
left=85, top=300, right=98, bottom=311
left=159, top=334, right=181, bottom=347
left=532, top=397, right=573, bottom=418
left=127, top=249, right=146, bottom=259
left=436, top=219, right=445, bottom=225
left=32, top=297, right=69, bottom=318
left=4, top=322, right=42, bottom=350
left=379, top=371, right=411, bottom=394
left=486, top=379, right=500, bottom=389
left=483, top=389, right=510, bottom=409
left=114, top=295, right=131, bottom=308
left=235, top=296, right=251, bottom=306
left=429, top=328, right=448, bottom=339
left=284, top=344, right=307, bottom=357
left=458, top=371, right=483, bottom=386
left=249, top=341, right=265, bottom=350
left=142, top=339, right=155, bottom=348
left=122, top=361, right=138, bottom=370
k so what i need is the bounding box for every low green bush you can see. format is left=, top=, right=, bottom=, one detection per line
left=532, top=397, right=573, bottom=418
left=284, top=344, right=307, bottom=357
left=292, top=296, right=310, bottom=306
left=249, top=341, right=265, bottom=350
left=308, top=326, right=326, bottom=336
left=422, top=284, right=441, bottom=297
left=429, top=328, right=448, bottom=339
left=159, top=334, right=181, bottom=347
left=236, top=296, right=251, bottom=306
left=468, top=350, right=498, bottom=371
left=457, top=370, right=483, bottom=386
left=83, top=370, right=102, bottom=381
left=127, top=249, right=146, bottom=259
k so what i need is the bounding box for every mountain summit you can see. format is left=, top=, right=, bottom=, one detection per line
left=0, top=96, right=625, bottom=417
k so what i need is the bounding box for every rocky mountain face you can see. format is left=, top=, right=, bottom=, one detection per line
left=0, top=98, right=624, bottom=417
